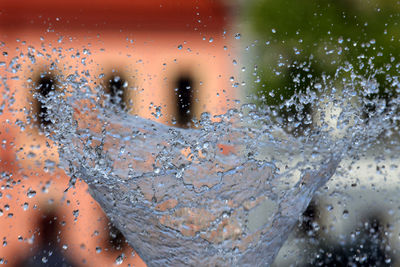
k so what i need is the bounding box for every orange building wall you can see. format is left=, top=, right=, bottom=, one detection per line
left=0, top=0, right=237, bottom=265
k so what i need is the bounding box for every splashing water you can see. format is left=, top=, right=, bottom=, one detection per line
left=30, top=57, right=399, bottom=266
left=0, top=30, right=398, bottom=265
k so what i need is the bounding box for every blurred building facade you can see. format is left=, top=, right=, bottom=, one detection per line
left=0, top=0, right=237, bottom=265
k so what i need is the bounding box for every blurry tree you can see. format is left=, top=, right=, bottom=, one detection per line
left=242, top=1, right=400, bottom=265
left=244, top=0, right=400, bottom=133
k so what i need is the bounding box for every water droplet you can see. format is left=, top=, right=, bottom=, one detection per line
left=342, top=210, right=349, bottom=219
left=115, top=254, right=124, bottom=265
left=326, top=205, right=333, bottom=212
left=73, top=209, right=79, bottom=218
left=27, top=189, right=36, bottom=198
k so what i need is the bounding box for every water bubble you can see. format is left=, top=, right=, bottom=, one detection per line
left=177, top=45, right=183, bottom=50
left=234, top=33, right=241, bottom=40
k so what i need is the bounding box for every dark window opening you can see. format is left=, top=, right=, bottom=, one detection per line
left=106, top=222, right=128, bottom=251
left=106, top=75, right=127, bottom=110
left=298, top=200, right=320, bottom=237
left=34, top=74, right=57, bottom=127
left=15, top=210, right=77, bottom=267
left=174, top=75, right=194, bottom=128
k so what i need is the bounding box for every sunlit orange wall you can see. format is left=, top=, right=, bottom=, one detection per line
left=0, top=0, right=236, bottom=266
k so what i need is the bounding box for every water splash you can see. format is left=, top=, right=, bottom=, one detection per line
left=33, top=57, right=399, bottom=265
left=0, top=33, right=398, bottom=264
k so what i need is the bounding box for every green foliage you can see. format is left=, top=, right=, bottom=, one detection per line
left=245, top=0, right=400, bottom=110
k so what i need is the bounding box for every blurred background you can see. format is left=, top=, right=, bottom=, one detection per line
left=1, top=0, right=400, bottom=266
left=240, top=0, right=400, bottom=266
